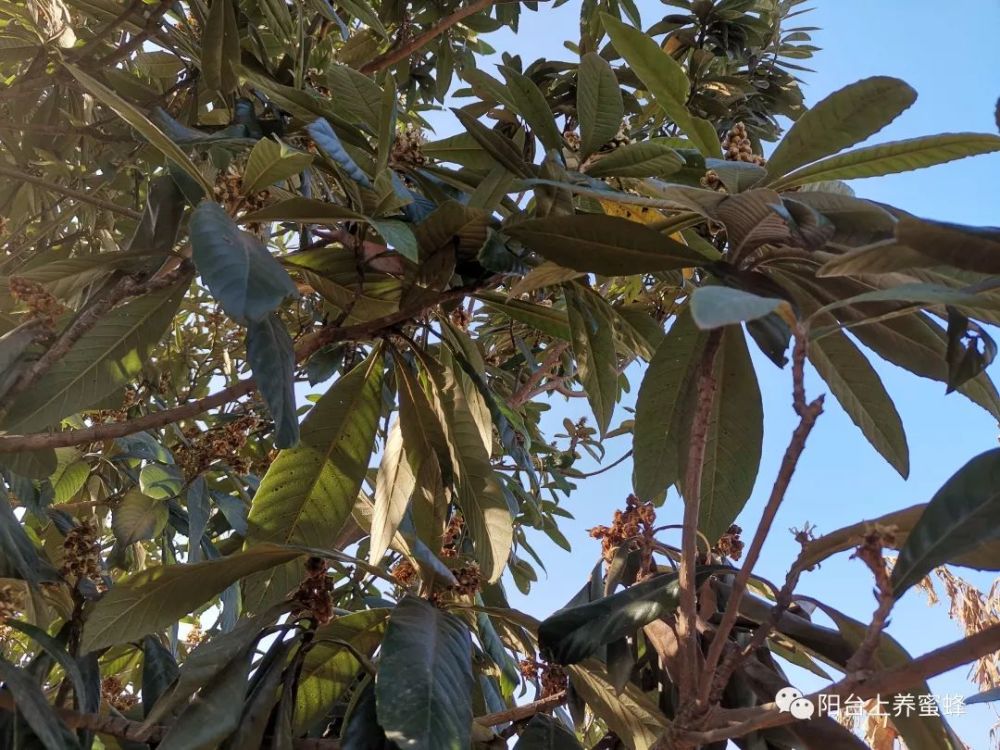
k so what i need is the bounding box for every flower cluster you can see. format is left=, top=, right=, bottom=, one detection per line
left=722, top=122, right=766, bottom=166
left=174, top=415, right=259, bottom=478
left=588, top=494, right=657, bottom=576
left=9, top=276, right=65, bottom=328
left=60, top=519, right=103, bottom=587
left=101, top=676, right=137, bottom=712
left=390, top=124, right=427, bottom=168
left=0, top=582, right=24, bottom=623
left=519, top=658, right=567, bottom=697
left=291, top=556, right=335, bottom=625
left=712, top=524, right=745, bottom=561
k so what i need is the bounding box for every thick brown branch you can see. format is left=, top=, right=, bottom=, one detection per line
left=686, top=622, right=1000, bottom=745
left=0, top=165, right=142, bottom=219
left=700, top=331, right=824, bottom=704
left=360, top=0, right=528, bottom=74
left=508, top=342, right=568, bottom=407
left=0, top=282, right=490, bottom=453
left=676, top=329, right=723, bottom=706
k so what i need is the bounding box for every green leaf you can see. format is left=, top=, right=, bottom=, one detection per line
left=451, top=108, right=533, bottom=177
left=507, top=215, right=702, bottom=275
left=371, top=219, right=419, bottom=262
left=242, top=138, right=314, bottom=195
left=539, top=571, right=687, bottom=665
left=499, top=66, right=564, bottom=154
left=417, top=351, right=513, bottom=582
left=703, top=158, right=766, bottom=194
left=600, top=14, right=720, bottom=157
left=585, top=140, right=683, bottom=178
left=190, top=201, right=299, bottom=324
left=295, top=609, right=388, bottom=732
left=578, top=52, right=624, bottom=160
left=810, top=281, right=993, bottom=322
left=156, top=644, right=252, bottom=750
left=0, top=654, right=80, bottom=750
left=476, top=292, right=571, bottom=340
left=63, top=65, right=213, bottom=196
left=325, top=64, right=383, bottom=131
left=244, top=352, right=384, bottom=610
left=201, top=0, right=240, bottom=93
left=895, top=216, right=1000, bottom=275
left=51, top=459, right=89, bottom=504
left=685, top=326, right=763, bottom=543
left=370, top=419, right=420, bottom=564
left=513, top=714, right=584, bottom=749
left=892, top=448, right=1000, bottom=597
left=141, top=635, right=179, bottom=717
left=375, top=596, right=473, bottom=750
left=797, top=502, right=1000, bottom=573
left=143, top=603, right=290, bottom=727
left=225, top=635, right=297, bottom=747
left=564, top=661, right=665, bottom=750
left=80, top=545, right=303, bottom=652
left=772, top=133, right=1000, bottom=189
left=808, top=330, right=909, bottom=477
left=565, top=284, right=619, bottom=434
left=2, top=282, right=185, bottom=433
left=246, top=313, right=299, bottom=448
left=112, top=489, right=168, bottom=546
left=689, top=286, right=788, bottom=330
left=764, top=76, right=916, bottom=182
left=632, top=311, right=704, bottom=500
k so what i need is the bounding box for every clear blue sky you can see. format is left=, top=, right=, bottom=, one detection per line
left=440, top=1, right=1000, bottom=744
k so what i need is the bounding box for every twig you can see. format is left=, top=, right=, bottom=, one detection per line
left=0, top=281, right=492, bottom=453
left=360, top=0, right=531, bottom=74
left=683, top=622, right=1000, bottom=745
left=569, top=449, right=633, bottom=478
left=676, top=329, right=723, bottom=707
left=508, top=342, right=568, bottom=407
left=95, top=0, right=175, bottom=68
left=699, top=330, right=824, bottom=704
left=475, top=691, right=566, bottom=726
left=72, top=0, right=145, bottom=58
left=0, top=165, right=142, bottom=219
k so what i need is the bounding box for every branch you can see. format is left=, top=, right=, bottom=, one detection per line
left=508, top=342, right=568, bottom=407
left=699, top=330, right=824, bottom=704
left=0, top=264, right=193, bottom=415
left=685, top=622, right=1000, bottom=745
left=475, top=691, right=566, bottom=727
left=676, top=329, right=723, bottom=708
left=0, top=165, right=142, bottom=219
left=0, top=282, right=492, bottom=453
left=360, top=0, right=528, bottom=74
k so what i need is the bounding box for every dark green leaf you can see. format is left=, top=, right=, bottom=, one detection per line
left=80, top=545, right=302, bottom=651
left=451, top=108, right=532, bottom=177
left=585, top=141, right=683, bottom=178
left=578, top=53, right=624, bottom=160
left=242, top=138, right=314, bottom=194
left=190, top=201, right=299, bottom=325
left=246, top=313, right=299, bottom=448
left=244, top=353, right=383, bottom=610
left=0, top=654, right=80, bottom=750
left=507, top=215, right=703, bottom=275
left=632, top=311, right=703, bottom=500
left=565, top=283, right=618, bottom=434
left=201, top=0, right=240, bottom=93
left=141, top=635, right=179, bottom=717
left=689, top=286, right=787, bottom=330
left=499, top=66, right=563, bottom=153
left=764, top=77, right=916, bottom=182
left=892, top=448, right=1000, bottom=597
left=375, top=596, right=473, bottom=750
left=513, top=714, right=583, bottom=749
left=895, top=216, right=1000, bottom=275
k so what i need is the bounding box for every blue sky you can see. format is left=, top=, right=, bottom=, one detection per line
left=442, top=0, right=1000, bottom=743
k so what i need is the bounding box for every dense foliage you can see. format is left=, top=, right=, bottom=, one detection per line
left=0, top=0, right=998, bottom=748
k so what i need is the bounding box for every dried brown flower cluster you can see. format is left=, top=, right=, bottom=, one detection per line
left=562, top=130, right=581, bottom=152
left=391, top=558, right=418, bottom=588
left=291, top=556, right=335, bottom=625
left=448, top=562, right=481, bottom=597
left=519, top=658, right=567, bottom=698
left=440, top=513, right=464, bottom=559
left=0, top=582, right=25, bottom=623
left=184, top=620, right=204, bottom=650
left=9, top=276, right=65, bottom=328
left=930, top=568, right=1000, bottom=692
left=588, top=494, right=657, bottom=577
left=174, top=415, right=258, bottom=477
left=722, top=122, right=765, bottom=166
left=712, top=524, right=745, bottom=561
left=449, top=306, right=471, bottom=331
left=212, top=169, right=270, bottom=219
left=101, top=676, right=137, bottom=712
left=597, top=123, right=632, bottom=153
left=390, top=124, right=427, bottom=168
left=60, top=519, right=103, bottom=587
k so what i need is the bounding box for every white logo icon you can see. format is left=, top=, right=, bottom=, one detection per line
left=775, top=687, right=816, bottom=720
left=775, top=686, right=802, bottom=712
